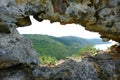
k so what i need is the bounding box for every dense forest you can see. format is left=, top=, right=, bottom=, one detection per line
left=24, top=34, right=110, bottom=64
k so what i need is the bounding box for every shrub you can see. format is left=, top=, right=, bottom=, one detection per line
left=39, top=55, right=57, bottom=65
left=72, top=45, right=97, bottom=57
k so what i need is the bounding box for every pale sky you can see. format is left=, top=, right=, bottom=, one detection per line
left=17, top=17, right=116, bottom=50
left=17, top=16, right=100, bottom=39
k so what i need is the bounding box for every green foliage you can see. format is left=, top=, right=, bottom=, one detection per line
left=73, top=45, right=97, bottom=57
left=27, top=34, right=69, bottom=59
left=39, top=55, right=57, bottom=65
left=24, top=34, right=99, bottom=65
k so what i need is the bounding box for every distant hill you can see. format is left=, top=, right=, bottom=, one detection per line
left=23, top=34, right=110, bottom=59
left=88, top=38, right=111, bottom=45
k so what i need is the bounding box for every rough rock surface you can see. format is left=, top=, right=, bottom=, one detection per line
left=0, top=27, right=39, bottom=69
left=0, top=26, right=39, bottom=79
left=0, top=0, right=120, bottom=80
left=0, top=64, right=35, bottom=80
left=0, top=0, right=120, bottom=42
left=34, top=53, right=120, bottom=80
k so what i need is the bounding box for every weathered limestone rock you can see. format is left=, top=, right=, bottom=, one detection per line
left=0, top=0, right=120, bottom=80
left=37, top=0, right=120, bottom=42
left=0, top=26, right=39, bottom=79
left=0, top=64, right=35, bottom=80
left=34, top=53, right=120, bottom=80
left=0, top=0, right=120, bottom=42
left=0, top=27, right=39, bottom=69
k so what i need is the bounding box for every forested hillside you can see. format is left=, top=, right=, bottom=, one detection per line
left=24, top=34, right=110, bottom=64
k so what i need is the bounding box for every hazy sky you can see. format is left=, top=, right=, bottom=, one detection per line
left=17, top=16, right=100, bottom=39
left=17, top=17, right=117, bottom=50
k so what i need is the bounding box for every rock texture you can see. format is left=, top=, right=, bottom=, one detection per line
left=0, top=27, right=39, bottom=69
left=0, top=0, right=120, bottom=80
left=0, top=64, right=35, bottom=80
left=38, top=0, right=120, bottom=42
left=0, top=27, right=39, bottom=79
left=0, top=0, right=120, bottom=42
left=34, top=52, right=120, bottom=80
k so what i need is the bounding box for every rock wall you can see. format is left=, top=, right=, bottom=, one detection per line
left=0, top=0, right=120, bottom=42
left=35, top=53, right=120, bottom=80
left=37, top=0, right=120, bottom=42
left=0, top=27, right=39, bottom=80
left=0, top=0, right=120, bottom=80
